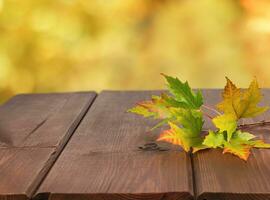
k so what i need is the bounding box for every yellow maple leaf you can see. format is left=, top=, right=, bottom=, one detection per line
left=217, top=77, right=268, bottom=119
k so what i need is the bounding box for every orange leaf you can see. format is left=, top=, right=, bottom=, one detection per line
left=157, top=129, right=182, bottom=146
left=223, top=144, right=251, bottom=161
left=157, top=122, right=191, bottom=152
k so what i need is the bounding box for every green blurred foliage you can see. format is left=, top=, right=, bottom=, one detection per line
left=0, top=0, right=270, bottom=102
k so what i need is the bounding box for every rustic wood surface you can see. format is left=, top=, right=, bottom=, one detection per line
left=1, top=90, right=270, bottom=200
left=36, top=91, right=194, bottom=200
left=0, top=92, right=96, bottom=200
left=193, top=89, right=270, bottom=200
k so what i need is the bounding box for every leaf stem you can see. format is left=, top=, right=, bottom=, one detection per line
left=202, top=112, right=213, bottom=119
left=202, top=120, right=270, bottom=132
left=202, top=104, right=221, bottom=115
left=238, top=120, right=270, bottom=129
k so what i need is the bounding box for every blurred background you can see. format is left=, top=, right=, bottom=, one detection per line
left=0, top=0, right=270, bottom=102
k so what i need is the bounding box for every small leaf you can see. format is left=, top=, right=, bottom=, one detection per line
left=203, top=130, right=225, bottom=148
left=212, top=114, right=237, bottom=141
left=234, top=130, right=270, bottom=148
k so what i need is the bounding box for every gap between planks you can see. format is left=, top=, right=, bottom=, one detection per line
left=28, top=94, right=97, bottom=200
left=189, top=153, right=198, bottom=200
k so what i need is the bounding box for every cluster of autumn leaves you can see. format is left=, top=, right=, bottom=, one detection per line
left=129, top=74, right=270, bottom=160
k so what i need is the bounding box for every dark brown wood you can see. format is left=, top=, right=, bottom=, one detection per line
left=0, top=92, right=96, bottom=200
left=36, top=91, right=194, bottom=200
left=193, top=89, right=270, bottom=200
left=4, top=90, right=269, bottom=200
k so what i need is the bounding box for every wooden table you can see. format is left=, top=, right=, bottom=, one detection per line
left=0, top=90, right=269, bottom=200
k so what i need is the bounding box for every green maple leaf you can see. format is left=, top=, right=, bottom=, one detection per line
left=128, top=74, right=204, bottom=130
left=162, top=74, right=203, bottom=109
left=161, top=93, right=191, bottom=108
left=170, top=108, right=203, bottom=136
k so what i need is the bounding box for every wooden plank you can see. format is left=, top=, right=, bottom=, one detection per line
left=193, top=89, right=270, bottom=200
left=36, top=91, right=194, bottom=200
left=0, top=92, right=96, bottom=200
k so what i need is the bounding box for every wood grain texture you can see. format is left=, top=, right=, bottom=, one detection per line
left=36, top=91, right=194, bottom=200
left=193, top=89, right=270, bottom=200
left=0, top=92, right=96, bottom=200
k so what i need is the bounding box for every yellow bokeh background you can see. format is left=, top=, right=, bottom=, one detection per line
left=1, top=0, right=270, bottom=102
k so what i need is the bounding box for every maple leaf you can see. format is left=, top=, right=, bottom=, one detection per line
left=157, top=107, right=204, bottom=152
left=128, top=95, right=171, bottom=119
left=170, top=108, right=203, bottom=137
left=128, top=95, right=174, bottom=130
left=128, top=74, right=204, bottom=130
left=162, top=74, right=203, bottom=109
left=129, top=74, right=270, bottom=161
left=203, top=130, right=225, bottom=148
left=239, top=79, right=269, bottom=118
left=161, top=93, right=192, bottom=108
left=217, top=77, right=268, bottom=119
left=223, top=142, right=251, bottom=161
left=157, top=122, right=204, bottom=152
left=222, top=130, right=255, bottom=161
left=212, top=114, right=237, bottom=141
left=223, top=130, right=270, bottom=160
left=236, top=131, right=270, bottom=148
